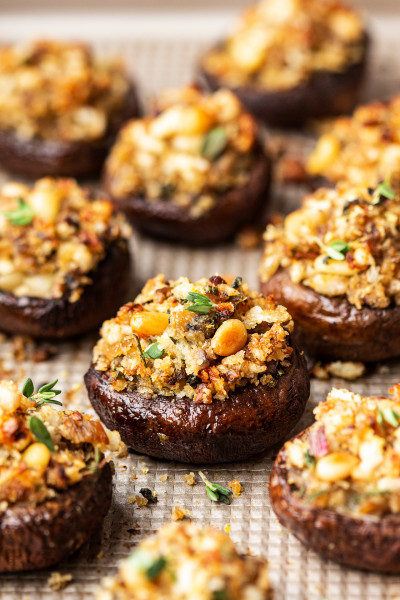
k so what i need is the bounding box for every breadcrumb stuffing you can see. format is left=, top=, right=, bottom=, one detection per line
left=171, top=506, right=192, bottom=521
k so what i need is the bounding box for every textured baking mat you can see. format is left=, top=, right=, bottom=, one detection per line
left=1, top=12, right=400, bottom=600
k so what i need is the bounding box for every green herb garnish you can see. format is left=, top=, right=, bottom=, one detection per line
left=126, top=550, right=166, bottom=580
left=143, top=341, right=164, bottom=360
left=134, top=334, right=148, bottom=367
left=199, top=471, right=233, bottom=505
left=375, top=174, right=396, bottom=202
left=28, top=415, right=55, bottom=451
left=377, top=406, right=400, bottom=428
left=185, top=291, right=216, bottom=314
left=213, top=590, right=230, bottom=600
left=201, top=126, right=228, bottom=161
left=231, top=276, right=243, bottom=289
left=304, top=450, right=316, bottom=469
left=3, top=197, right=34, bottom=226
left=22, top=377, right=62, bottom=407
left=326, top=240, right=351, bottom=261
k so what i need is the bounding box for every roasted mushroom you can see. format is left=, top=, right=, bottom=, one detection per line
left=0, top=178, right=131, bottom=339
left=96, top=521, right=271, bottom=599
left=103, top=86, right=271, bottom=245
left=0, top=40, right=140, bottom=178
left=307, top=95, right=400, bottom=188
left=270, top=385, right=400, bottom=572
left=259, top=180, right=400, bottom=362
left=199, top=0, right=368, bottom=128
left=85, top=274, right=309, bottom=464
left=0, top=377, right=124, bottom=572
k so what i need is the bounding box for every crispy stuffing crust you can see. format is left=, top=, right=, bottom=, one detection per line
left=260, top=182, right=400, bottom=309
left=201, top=0, right=364, bottom=91
left=0, top=380, right=123, bottom=513
left=0, top=40, right=131, bottom=143
left=307, top=95, right=400, bottom=186
left=0, top=178, right=130, bottom=301
left=96, top=521, right=270, bottom=600
left=93, top=274, right=294, bottom=403
left=104, top=86, right=259, bottom=218
left=280, top=385, right=400, bottom=518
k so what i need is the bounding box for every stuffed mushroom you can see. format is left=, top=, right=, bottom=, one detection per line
left=260, top=179, right=400, bottom=362
left=307, top=95, right=400, bottom=187
left=270, top=385, right=400, bottom=572
left=96, top=520, right=271, bottom=599
left=0, top=177, right=131, bottom=339
left=199, top=0, right=368, bottom=128
left=0, top=40, right=140, bottom=178
left=85, top=274, right=310, bottom=464
left=103, top=86, right=271, bottom=245
left=0, top=377, right=124, bottom=572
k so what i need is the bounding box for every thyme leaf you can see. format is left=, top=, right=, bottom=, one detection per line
left=231, top=276, right=243, bottom=289
left=143, top=341, right=164, bottom=360
left=201, top=126, right=228, bottom=161
left=375, top=174, right=396, bottom=202
left=326, top=240, right=351, bottom=261
left=377, top=406, right=400, bottom=428
left=29, top=416, right=55, bottom=451
left=304, top=450, right=316, bottom=469
left=185, top=292, right=216, bottom=314
left=3, top=197, right=34, bottom=226
left=199, top=471, right=233, bottom=505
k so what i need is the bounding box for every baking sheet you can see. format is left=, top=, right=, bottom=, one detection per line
left=1, top=9, right=400, bottom=599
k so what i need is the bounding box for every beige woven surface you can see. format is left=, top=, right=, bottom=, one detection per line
left=1, top=10, right=400, bottom=599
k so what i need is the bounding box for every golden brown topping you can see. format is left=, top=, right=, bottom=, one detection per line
left=93, top=274, right=293, bottom=403
left=105, top=86, right=258, bottom=217
left=0, top=178, right=130, bottom=301
left=307, top=95, right=400, bottom=186
left=96, top=521, right=270, bottom=600
left=202, top=0, right=364, bottom=91
left=0, top=40, right=130, bottom=142
left=285, top=385, right=400, bottom=517
left=0, top=379, right=123, bottom=513
left=260, top=181, right=400, bottom=309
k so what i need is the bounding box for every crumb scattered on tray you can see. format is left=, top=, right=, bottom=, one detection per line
left=224, top=523, right=231, bottom=533
left=97, top=550, right=104, bottom=560
left=235, top=225, right=263, bottom=250
left=139, top=488, right=158, bottom=503
left=228, top=479, right=244, bottom=497
left=312, top=360, right=366, bottom=381
left=183, top=472, right=196, bottom=486
left=171, top=506, right=192, bottom=521
left=128, top=495, right=148, bottom=507
left=159, top=473, right=168, bottom=482
left=47, top=572, right=72, bottom=591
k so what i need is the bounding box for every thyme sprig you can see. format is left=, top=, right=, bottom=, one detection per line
left=22, top=377, right=62, bottom=407
left=316, top=237, right=351, bottom=262
left=185, top=291, right=216, bottom=314
left=3, top=197, right=34, bottom=226
left=134, top=334, right=148, bottom=367
left=199, top=471, right=233, bottom=505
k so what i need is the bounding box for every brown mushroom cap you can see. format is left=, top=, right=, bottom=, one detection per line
left=0, top=461, right=112, bottom=572
left=270, top=431, right=400, bottom=573
left=199, top=35, right=369, bottom=128
left=260, top=268, right=400, bottom=362
left=84, top=344, right=309, bottom=464
left=0, top=240, right=131, bottom=339
left=104, top=146, right=271, bottom=246
left=0, top=83, right=140, bottom=178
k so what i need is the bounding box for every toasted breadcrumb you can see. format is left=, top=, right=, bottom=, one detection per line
left=47, top=572, right=72, bottom=591
left=228, top=479, right=244, bottom=497
left=128, top=495, right=148, bottom=507
left=159, top=474, right=168, bottom=482
left=183, top=472, right=196, bottom=486
left=224, top=523, right=231, bottom=533
left=97, top=551, right=104, bottom=560
left=171, top=506, right=192, bottom=521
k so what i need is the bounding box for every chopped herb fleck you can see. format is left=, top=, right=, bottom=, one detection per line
left=201, top=126, right=228, bottom=161
left=3, top=197, right=34, bottom=226
left=231, top=276, right=243, bottom=289
left=213, top=590, right=230, bottom=600
left=304, top=450, right=316, bottom=469
left=375, top=174, right=396, bottom=203
left=134, top=334, right=147, bottom=367
left=199, top=471, right=233, bottom=505
left=306, top=489, right=328, bottom=503
left=146, top=556, right=167, bottom=580
left=143, top=342, right=164, bottom=360
left=29, top=416, right=55, bottom=451
left=377, top=406, right=400, bottom=428
left=326, top=240, right=351, bottom=261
